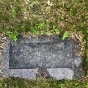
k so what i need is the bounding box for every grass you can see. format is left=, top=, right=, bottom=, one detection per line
left=0, top=77, right=88, bottom=88
left=0, top=0, right=88, bottom=40
left=0, top=0, right=88, bottom=87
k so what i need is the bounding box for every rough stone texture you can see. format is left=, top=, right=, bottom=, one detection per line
left=2, top=35, right=85, bottom=80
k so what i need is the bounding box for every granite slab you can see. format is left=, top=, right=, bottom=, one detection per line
left=2, top=35, right=85, bottom=80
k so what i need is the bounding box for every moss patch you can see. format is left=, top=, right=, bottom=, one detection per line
left=0, top=77, right=88, bottom=88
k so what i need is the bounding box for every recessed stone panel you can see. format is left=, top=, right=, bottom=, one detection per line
left=2, top=35, right=85, bottom=80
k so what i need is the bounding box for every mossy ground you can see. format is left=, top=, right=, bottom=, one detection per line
left=0, top=0, right=88, bottom=87
left=0, top=77, right=88, bottom=88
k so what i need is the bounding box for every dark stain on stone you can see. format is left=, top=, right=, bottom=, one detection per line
left=36, top=67, right=52, bottom=79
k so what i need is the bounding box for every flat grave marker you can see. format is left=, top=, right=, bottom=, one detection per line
left=2, top=35, right=85, bottom=80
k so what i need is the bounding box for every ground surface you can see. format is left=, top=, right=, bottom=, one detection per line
left=0, top=77, right=88, bottom=88
left=0, top=0, right=88, bottom=87
left=0, top=33, right=7, bottom=78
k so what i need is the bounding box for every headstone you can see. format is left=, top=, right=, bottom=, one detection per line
left=2, top=35, right=85, bottom=80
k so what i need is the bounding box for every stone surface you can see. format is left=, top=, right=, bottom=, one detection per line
left=2, top=35, right=85, bottom=80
